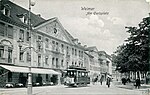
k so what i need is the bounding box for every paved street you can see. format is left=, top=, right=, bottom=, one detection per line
left=0, top=82, right=143, bottom=95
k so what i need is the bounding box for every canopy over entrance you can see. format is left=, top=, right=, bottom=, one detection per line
left=0, top=65, right=60, bottom=75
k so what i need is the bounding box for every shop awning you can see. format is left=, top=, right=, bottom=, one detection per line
left=0, top=65, right=60, bottom=75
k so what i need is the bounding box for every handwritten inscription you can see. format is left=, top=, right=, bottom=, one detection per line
left=81, top=7, right=109, bottom=16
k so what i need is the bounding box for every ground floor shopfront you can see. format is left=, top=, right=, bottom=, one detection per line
left=0, top=64, right=61, bottom=88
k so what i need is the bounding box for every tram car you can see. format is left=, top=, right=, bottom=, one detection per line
left=64, top=66, right=90, bottom=87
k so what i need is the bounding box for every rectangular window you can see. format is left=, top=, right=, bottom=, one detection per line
left=19, top=29, right=24, bottom=41
left=56, top=42, right=58, bottom=51
left=37, top=35, right=42, bottom=51
left=45, top=57, right=48, bottom=64
left=52, top=57, right=55, bottom=66
left=56, top=58, right=59, bottom=68
left=38, top=54, right=41, bottom=66
left=7, top=25, right=13, bottom=38
left=26, top=32, right=30, bottom=41
left=79, top=50, right=80, bottom=57
left=75, top=49, right=77, bottom=56
left=52, top=41, right=55, bottom=50
left=72, top=48, right=74, bottom=55
left=0, top=22, right=5, bottom=36
left=66, top=46, right=69, bottom=55
left=19, top=52, right=23, bottom=61
left=8, top=48, right=12, bottom=63
left=45, top=38, right=49, bottom=48
left=0, top=46, right=4, bottom=58
left=61, top=44, right=63, bottom=52
left=27, top=52, right=31, bottom=62
left=81, top=51, right=83, bottom=57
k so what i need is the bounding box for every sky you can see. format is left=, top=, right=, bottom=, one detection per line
left=12, top=0, right=150, bottom=55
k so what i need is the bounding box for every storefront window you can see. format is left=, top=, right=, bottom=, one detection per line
left=8, top=72, right=12, bottom=82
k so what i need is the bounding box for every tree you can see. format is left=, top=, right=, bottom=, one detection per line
left=114, top=15, right=150, bottom=74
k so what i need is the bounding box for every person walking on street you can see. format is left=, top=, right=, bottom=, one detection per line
left=135, top=78, right=141, bottom=89
left=100, top=75, right=104, bottom=85
left=106, top=76, right=111, bottom=88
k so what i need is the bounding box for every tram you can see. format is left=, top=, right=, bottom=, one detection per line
left=64, top=66, right=90, bottom=87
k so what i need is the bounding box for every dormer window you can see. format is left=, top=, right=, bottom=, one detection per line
left=2, top=4, right=11, bottom=17
left=16, top=13, right=28, bottom=24
left=4, top=8, right=10, bottom=16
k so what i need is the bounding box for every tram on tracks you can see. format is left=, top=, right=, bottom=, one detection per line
left=64, top=66, right=90, bottom=87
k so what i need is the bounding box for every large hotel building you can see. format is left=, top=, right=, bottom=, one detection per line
left=0, top=0, right=111, bottom=87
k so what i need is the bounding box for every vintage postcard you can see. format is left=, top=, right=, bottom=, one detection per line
left=0, top=0, right=149, bottom=95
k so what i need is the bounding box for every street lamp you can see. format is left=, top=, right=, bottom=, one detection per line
left=17, top=0, right=36, bottom=95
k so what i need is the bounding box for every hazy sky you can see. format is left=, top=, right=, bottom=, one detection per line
left=12, top=0, right=150, bottom=54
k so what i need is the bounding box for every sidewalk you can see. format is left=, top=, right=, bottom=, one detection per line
left=113, top=81, right=150, bottom=91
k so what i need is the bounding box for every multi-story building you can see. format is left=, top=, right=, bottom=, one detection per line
left=85, top=46, right=101, bottom=79
left=98, top=51, right=112, bottom=80
left=0, top=0, right=85, bottom=87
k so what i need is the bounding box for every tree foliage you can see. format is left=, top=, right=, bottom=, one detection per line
left=113, top=16, right=150, bottom=73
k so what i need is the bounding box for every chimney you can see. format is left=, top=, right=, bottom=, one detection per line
left=37, top=14, right=41, bottom=18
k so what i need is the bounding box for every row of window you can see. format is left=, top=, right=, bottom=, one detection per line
left=52, top=57, right=64, bottom=68
left=72, top=48, right=83, bottom=57
left=38, top=35, right=84, bottom=57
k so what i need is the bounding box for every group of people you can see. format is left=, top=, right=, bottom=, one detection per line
left=121, top=77, right=141, bottom=89
left=92, top=75, right=112, bottom=88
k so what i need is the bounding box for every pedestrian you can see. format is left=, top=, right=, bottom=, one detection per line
left=106, top=76, right=111, bottom=88
left=100, top=75, right=104, bottom=85
left=93, top=76, right=98, bottom=85
left=121, top=77, right=127, bottom=85
left=135, top=78, right=141, bottom=89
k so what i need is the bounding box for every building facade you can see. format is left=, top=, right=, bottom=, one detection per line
left=0, top=0, right=85, bottom=87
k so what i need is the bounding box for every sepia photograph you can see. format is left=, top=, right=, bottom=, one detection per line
left=0, top=0, right=149, bottom=95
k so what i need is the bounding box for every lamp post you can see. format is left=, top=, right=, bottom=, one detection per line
left=17, top=0, right=35, bottom=95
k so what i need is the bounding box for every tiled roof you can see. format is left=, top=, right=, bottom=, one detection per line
left=0, top=0, right=45, bottom=28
